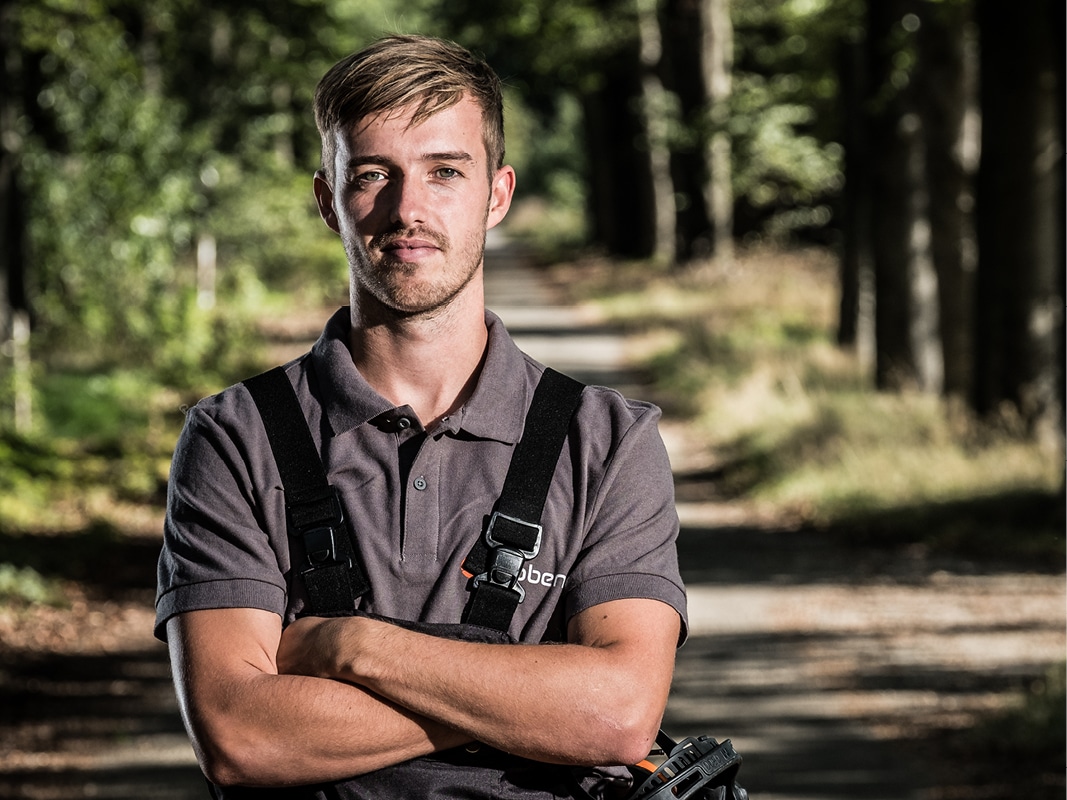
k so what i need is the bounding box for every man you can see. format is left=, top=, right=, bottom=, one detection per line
left=156, top=35, right=686, bottom=798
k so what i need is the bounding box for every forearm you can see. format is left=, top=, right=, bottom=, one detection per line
left=351, top=625, right=654, bottom=764
left=281, top=599, right=680, bottom=766
left=168, top=611, right=469, bottom=787
left=197, top=673, right=466, bottom=785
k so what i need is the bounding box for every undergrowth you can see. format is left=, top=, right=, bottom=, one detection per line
left=554, top=245, right=1064, bottom=563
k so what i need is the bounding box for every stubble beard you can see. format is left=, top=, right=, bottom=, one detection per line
left=345, top=222, right=488, bottom=322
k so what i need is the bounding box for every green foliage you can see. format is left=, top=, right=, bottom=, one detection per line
left=952, top=662, right=1067, bottom=796
left=0, top=368, right=181, bottom=533
left=10, top=0, right=425, bottom=386
left=0, top=563, right=65, bottom=607
left=978, top=662, right=1066, bottom=764
left=431, top=0, right=634, bottom=104
left=569, top=245, right=1063, bottom=562
left=730, top=0, right=855, bottom=240
left=501, top=93, right=589, bottom=257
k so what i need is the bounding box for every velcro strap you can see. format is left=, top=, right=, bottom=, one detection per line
left=288, top=486, right=344, bottom=531
left=463, top=581, right=522, bottom=632
left=303, top=562, right=361, bottom=612
left=243, top=367, right=370, bottom=612
left=462, top=369, right=584, bottom=631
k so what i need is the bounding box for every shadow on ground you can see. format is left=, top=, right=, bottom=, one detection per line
left=0, top=648, right=204, bottom=799
left=665, top=515, right=1065, bottom=800
left=2, top=514, right=1060, bottom=799
left=0, top=519, right=207, bottom=798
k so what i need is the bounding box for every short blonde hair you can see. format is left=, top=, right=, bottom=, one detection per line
left=314, top=35, right=505, bottom=183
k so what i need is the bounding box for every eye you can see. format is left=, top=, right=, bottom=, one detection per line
left=354, top=169, right=386, bottom=186
left=435, top=167, right=461, bottom=180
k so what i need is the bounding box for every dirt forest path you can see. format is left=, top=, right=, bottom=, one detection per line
left=0, top=237, right=1063, bottom=799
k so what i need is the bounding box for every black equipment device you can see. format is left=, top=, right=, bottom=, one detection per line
left=629, top=731, right=747, bottom=800
left=243, top=365, right=747, bottom=800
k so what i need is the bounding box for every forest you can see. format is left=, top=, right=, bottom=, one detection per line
left=0, top=0, right=1063, bottom=520
left=0, top=2, right=1064, bottom=795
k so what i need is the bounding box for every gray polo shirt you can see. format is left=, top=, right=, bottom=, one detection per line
left=155, top=308, right=687, bottom=644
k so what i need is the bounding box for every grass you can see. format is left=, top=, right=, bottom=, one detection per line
left=552, top=243, right=1065, bottom=794
left=552, top=245, right=1065, bottom=563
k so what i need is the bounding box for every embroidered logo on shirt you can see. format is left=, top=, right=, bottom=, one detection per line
left=520, top=564, right=567, bottom=589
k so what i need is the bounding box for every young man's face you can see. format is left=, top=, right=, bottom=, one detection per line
left=315, top=96, right=515, bottom=318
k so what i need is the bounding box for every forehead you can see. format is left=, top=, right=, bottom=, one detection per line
left=335, top=96, right=488, bottom=163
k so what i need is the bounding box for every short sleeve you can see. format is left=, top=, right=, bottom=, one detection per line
left=563, top=395, right=688, bottom=643
left=154, top=399, right=289, bottom=641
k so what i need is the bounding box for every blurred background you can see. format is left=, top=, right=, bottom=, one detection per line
left=0, top=0, right=1063, bottom=798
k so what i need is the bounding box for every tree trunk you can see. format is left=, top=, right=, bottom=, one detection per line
left=836, top=35, right=875, bottom=373
left=973, top=0, right=1064, bottom=442
left=658, top=0, right=733, bottom=264
left=659, top=0, right=714, bottom=261
left=701, top=0, right=733, bottom=264
left=637, top=0, right=678, bottom=263
left=867, top=0, right=942, bottom=393
left=581, top=46, right=657, bottom=259
left=1, top=0, right=33, bottom=431
left=917, top=1, right=977, bottom=399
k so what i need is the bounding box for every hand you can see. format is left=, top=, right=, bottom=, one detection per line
left=277, top=616, right=352, bottom=679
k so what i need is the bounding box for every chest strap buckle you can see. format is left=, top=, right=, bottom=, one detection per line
left=484, top=511, right=542, bottom=557
left=470, top=512, right=543, bottom=604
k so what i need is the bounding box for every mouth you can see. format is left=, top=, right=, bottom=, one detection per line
left=382, top=238, right=438, bottom=253
left=376, top=234, right=446, bottom=264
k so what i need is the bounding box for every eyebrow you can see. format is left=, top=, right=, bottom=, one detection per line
left=346, top=151, right=476, bottom=169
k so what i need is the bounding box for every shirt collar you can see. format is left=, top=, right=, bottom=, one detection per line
left=310, top=307, right=532, bottom=445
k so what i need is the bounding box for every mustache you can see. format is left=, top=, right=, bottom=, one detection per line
left=369, top=227, right=449, bottom=251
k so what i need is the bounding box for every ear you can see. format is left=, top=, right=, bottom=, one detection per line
left=486, top=165, right=516, bottom=231
left=313, top=171, right=340, bottom=234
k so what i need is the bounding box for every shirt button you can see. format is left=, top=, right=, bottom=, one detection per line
left=413, top=476, right=428, bottom=491
left=396, top=416, right=412, bottom=430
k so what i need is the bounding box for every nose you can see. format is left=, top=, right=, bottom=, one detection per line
left=386, top=174, right=428, bottom=227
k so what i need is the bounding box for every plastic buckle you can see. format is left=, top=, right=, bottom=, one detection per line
left=484, top=511, right=542, bottom=558
left=301, top=525, right=350, bottom=568
left=471, top=512, right=543, bottom=604
left=472, top=547, right=527, bottom=602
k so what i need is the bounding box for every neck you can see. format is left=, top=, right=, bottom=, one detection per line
left=349, top=288, right=488, bottom=427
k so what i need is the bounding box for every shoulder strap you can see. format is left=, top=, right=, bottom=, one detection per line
left=243, top=366, right=370, bottom=613
left=461, top=368, right=585, bottom=631
left=243, top=364, right=584, bottom=628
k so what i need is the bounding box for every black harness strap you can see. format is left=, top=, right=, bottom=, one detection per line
left=244, top=364, right=583, bottom=631
left=461, top=368, right=584, bottom=631
left=244, top=366, right=370, bottom=613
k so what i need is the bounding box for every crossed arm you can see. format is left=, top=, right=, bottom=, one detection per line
left=166, top=597, right=680, bottom=788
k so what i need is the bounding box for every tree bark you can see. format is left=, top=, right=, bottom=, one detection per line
left=1, top=0, right=33, bottom=431
left=581, top=45, right=658, bottom=259
left=637, top=0, right=678, bottom=263
left=658, top=0, right=733, bottom=264
left=916, top=1, right=977, bottom=399
left=867, top=0, right=942, bottom=393
left=701, top=0, right=733, bottom=264
left=836, top=35, right=875, bottom=372
left=973, top=0, right=1064, bottom=441
left=659, top=0, right=714, bottom=261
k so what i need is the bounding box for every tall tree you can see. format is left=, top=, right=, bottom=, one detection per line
left=659, top=0, right=714, bottom=261
left=972, top=0, right=1063, bottom=440
left=866, top=0, right=942, bottom=392
left=702, top=0, right=734, bottom=263
left=658, top=0, right=733, bottom=263
left=0, top=0, right=28, bottom=343
left=581, top=40, right=659, bottom=258
left=836, top=30, right=874, bottom=363
left=637, top=0, right=678, bottom=263
left=916, top=0, right=976, bottom=399
left=0, top=0, right=32, bottom=429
